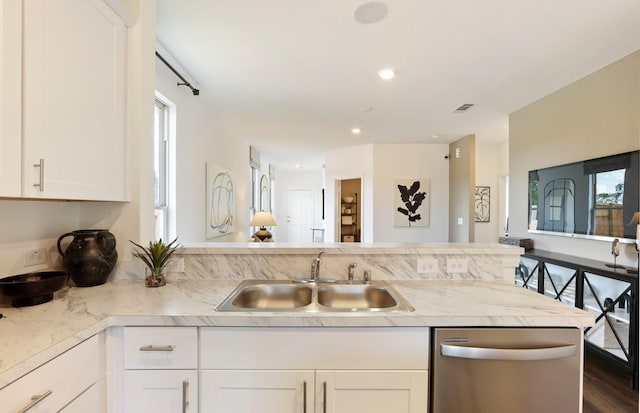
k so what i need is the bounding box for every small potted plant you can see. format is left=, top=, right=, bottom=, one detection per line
left=129, top=238, right=181, bottom=287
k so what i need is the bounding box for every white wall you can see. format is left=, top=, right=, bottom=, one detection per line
left=271, top=169, right=323, bottom=242
left=155, top=57, right=253, bottom=243
left=324, top=144, right=374, bottom=242
left=372, top=143, right=450, bottom=242
left=475, top=141, right=509, bottom=242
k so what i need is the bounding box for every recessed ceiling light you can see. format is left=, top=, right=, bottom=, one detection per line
left=351, top=128, right=362, bottom=135
left=377, top=68, right=395, bottom=80
left=361, top=106, right=373, bottom=112
left=295, top=164, right=302, bottom=169
left=432, top=135, right=440, bottom=139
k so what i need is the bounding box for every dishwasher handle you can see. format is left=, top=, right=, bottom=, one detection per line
left=441, top=343, right=577, bottom=361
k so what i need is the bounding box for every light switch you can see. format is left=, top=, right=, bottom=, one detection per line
left=457, top=217, right=463, bottom=225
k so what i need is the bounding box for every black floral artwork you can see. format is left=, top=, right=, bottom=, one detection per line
left=397, top=181, right=427, bottom=226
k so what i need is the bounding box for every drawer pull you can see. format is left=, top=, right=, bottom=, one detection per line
left=16, top=389, right=52, bottom=413
left=182, top=379, right=189, bottom=413
left=139, top=345, right=175, bottom=352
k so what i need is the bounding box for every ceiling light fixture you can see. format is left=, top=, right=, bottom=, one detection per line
left=378, top=68, right=395, bottom=80
left=351, top=128, right=362, bottom=135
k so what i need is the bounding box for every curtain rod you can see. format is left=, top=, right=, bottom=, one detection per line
left=155, top=51, right=200, bottom=96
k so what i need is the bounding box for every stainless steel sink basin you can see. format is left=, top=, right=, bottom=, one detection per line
left=230, top=283, right=312, bottom=309
left=215, top=279, right=414, bottom=312
left=317, top=284, right=397, bottom=309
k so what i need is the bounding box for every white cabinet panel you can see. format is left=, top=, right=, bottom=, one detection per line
left=22, top=0, right=127, bottom=200
left=0, top=334, right=104, bottom=413
left=123, top=370, right=197, bottom=413
left=0, top=0, right=22, bottom=196
left=200, top=370, right=314, bottom=413
left=60, top=381, right=106, bottom=413
left=123, top=326, right=198, bottom=369
left=317, top=370, right=428, bottom=413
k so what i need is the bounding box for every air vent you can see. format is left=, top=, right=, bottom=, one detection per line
left=452, top=103, right=474, bottom=113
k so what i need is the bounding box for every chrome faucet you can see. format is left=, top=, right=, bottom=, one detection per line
left=311, top=251, right=324, bottom=282
left=348, top=262, right=357, bottom=282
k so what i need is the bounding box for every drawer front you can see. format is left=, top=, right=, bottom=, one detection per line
left=0, top=334, right=102, bottom=413
left=200, top=327, right=429, bottom=370
left=124, top=327, right=198, bottom=369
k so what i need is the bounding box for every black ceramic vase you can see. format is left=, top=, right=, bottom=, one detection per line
left=57, top=229, right=118, bottom=287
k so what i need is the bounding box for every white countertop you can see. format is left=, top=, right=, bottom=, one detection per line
left=0, top=278, right=593, bottom=389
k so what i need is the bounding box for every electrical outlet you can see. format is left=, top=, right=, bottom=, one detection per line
left=24, top=248, right=47, bottom=266
left=446, top=258, right=468, bottom=273
left=417, top=258, right=439, bottom=273
left=165, top=258, right=184, bottom=273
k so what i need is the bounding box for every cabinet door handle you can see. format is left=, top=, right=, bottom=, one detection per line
left=16, top=389, right=52, bottom=413
left=323, top=381, right=327, bottom=413
left=139, top=345, right=175, bottom=351
left=182, top=378, right=189, bottom=413
left=33, top=159, right=44, bottom=192
left=302, top=380, right=307, bottom=413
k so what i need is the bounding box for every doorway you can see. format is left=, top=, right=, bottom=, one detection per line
left=286, top=189, right=313, bottom=242
left=337, top=178, right=361, bottom=242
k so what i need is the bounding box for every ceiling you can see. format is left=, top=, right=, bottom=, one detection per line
left=155, top=0, right=640, bottom=170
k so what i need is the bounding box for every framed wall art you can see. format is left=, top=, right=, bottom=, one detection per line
left=394, top=179, right=430, bottom=227
left=206, top=162, right=234, bottom=239
left=475, top=186, right=490, bottom=223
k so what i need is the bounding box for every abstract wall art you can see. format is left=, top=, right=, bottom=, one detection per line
left=394, top=179, right=430, bottom=227
left=206, top=162, right=234, bottom=239
left=475, top=186, right=490, bottom=222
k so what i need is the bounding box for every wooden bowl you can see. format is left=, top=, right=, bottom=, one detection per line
left=0, top=271, right=68, bottom=307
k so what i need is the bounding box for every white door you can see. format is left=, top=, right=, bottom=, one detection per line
left=317, top=370, right=428, bottom=413
left=201, top=370, right=314, bottom=413
left=287, top=190, right=313, bottom=242
left=123, top=370, right=197, bottom=413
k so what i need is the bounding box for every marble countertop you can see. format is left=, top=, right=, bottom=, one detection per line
left=0, top=278, right=593, bottom=389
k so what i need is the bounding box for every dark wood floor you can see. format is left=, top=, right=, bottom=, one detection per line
left=583, top=353, right=638, bottom=413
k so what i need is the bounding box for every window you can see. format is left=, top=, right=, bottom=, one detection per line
left=590, top=169, right=625, bottom=237
left=154, top=98, right=169, bottom=240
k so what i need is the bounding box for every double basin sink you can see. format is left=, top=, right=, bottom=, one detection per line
left=215, top=279, right=414, bottom=312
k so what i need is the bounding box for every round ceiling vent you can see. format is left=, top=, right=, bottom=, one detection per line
left=354, top=2, right=388, bottom=24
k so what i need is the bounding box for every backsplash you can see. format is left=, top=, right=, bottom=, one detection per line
left=113, top=243, right=522, bottom=283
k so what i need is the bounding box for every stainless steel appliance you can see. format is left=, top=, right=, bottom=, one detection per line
left=432, top=327, right=582, bottom=413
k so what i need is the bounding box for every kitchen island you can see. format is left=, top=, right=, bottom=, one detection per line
left=0, top=243, right=594, bottom=412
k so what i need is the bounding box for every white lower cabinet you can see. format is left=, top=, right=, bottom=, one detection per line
left=318, top=370, right=428, bottom=413
left=201, top=370, right=314, bottom=413
left=120, top=327, right=198, bottom=413
left=199, top=327, right=430, bottom=413
left=0, top=333, right=105, bottom=413
left=124, top=370, right=197, bottom=412
left=201, top=369, right=427, bottom=413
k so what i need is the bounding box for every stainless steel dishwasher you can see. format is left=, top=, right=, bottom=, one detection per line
left=431, top=327, right=582, bottom=413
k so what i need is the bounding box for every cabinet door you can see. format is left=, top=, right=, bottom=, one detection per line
left=123, top=370, right=197, bottom=413
left=22, top=0, right=127, bottom=201
left=0, top=0, right=22, bottom=196
left=317, top=370, right=428, bottom=413
left=201, top=370, right=314, bottom=413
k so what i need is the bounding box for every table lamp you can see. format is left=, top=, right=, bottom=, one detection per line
left=250, top=211, right=277, bottom=242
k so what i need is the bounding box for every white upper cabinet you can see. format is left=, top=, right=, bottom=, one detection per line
left=0, top=0, right=22, bottom=197
left=3, top=0, right=128, bottom=201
